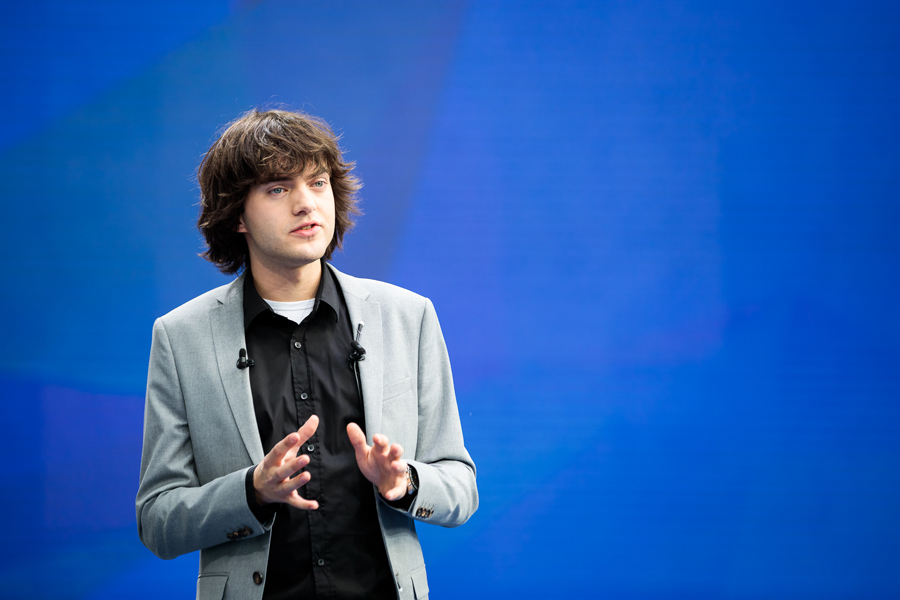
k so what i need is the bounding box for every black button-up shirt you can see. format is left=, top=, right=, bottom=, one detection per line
left=241, top=263, right=396, bottom=600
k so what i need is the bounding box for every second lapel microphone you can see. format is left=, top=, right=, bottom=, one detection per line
left=349, top=322, right=366, bottom=363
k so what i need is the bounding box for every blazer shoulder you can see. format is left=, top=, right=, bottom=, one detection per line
left=331, top=266, right=429, bottom=313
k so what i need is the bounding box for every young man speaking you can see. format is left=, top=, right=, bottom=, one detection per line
left=136, top=109, right=477, bottom=600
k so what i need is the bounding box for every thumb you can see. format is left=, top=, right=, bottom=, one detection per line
left=346, top=423, right=369, bottom=456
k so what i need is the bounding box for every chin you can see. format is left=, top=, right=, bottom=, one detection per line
left=292, top=250, right=327, bottom=264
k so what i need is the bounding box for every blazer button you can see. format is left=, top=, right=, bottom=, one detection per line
left=253, top=571, right=263, bottom=585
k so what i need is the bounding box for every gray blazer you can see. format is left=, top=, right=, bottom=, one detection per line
left=136, top=265, right=478, bottom=600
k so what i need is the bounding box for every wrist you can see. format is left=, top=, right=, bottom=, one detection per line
left=251, top=464, right=274, bottom=506
left=246, top=465, right=277, bottom=524
left=380, top=465, right=418, bottom=511
left=377, top=465, right=417, bottom=500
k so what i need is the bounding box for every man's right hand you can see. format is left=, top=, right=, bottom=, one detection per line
left=253, top=414, right=319, bottom=510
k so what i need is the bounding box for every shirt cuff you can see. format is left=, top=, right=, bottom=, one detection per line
left=245, top=464, right=278, bottom=524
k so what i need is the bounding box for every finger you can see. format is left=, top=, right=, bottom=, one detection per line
left=372, top=434, right=391, bottom=457
left=284, top=440, right=302, bottom=462
left=274, top=453, right=311, bottom=481
left=281, top=469, right=312, bottom=492
left=346, top=423, right=370, bottom=459
left=346, top=422, right=366, bottom=446
left=296, top=414, right=319, bottom=444
left=285, top=493, right=319, bottom=511
left=388, top=443, right=404, bottom=461
left=382, top=482, right=407, bottom=501
left=265, top=431, right=301, bottom=467
left=389, top=458, right=408, bottom=474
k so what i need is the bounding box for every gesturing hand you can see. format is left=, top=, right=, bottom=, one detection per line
left=253, top=415, right=320, bottom=510
left=346, top=423, right=408, bottom=501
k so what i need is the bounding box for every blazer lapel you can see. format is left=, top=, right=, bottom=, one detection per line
left=210, top=276, right=265, bottom=465
left=330, top=265, right=384, bottom=443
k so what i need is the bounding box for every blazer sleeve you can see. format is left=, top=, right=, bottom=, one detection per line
left=135, top=318, right=270, bottom=560
left=392, top=298, right=478, bottom=527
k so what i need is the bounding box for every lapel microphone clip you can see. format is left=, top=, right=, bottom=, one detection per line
left=349, top=322, right=366, bottom=363
left=236, top=348, right=255, bottom=370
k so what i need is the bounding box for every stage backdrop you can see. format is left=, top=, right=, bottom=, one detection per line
left=1, top=1, right=899, bottom=598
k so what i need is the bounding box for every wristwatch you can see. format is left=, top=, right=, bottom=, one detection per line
left=406, top=465, right=419, bottom=497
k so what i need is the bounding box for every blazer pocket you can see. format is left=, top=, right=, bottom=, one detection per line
left=197, top=573, right=228, bottom=600
left=382, top=376, right=412, bottom=402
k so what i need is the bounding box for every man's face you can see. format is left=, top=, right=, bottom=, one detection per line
left=237, top=167, right=335, bottom=274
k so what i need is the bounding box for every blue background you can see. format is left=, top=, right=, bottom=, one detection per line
left=1, top=1, right=899, bottom=598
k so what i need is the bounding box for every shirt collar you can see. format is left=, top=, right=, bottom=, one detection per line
left=243, top=260, right=339, bottom=330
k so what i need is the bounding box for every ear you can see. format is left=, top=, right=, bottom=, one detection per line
left=235, top=215, right=247, bottom=233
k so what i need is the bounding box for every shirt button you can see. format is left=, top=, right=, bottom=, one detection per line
left=317, top=558, right=325, bottom=566
left=253, top=571, right=263, bottom=585
left=293, top=341, right=302, bottom=349
left=300, top=392, right=308, bottom=400
left=307, top=444, right=315, bottom=452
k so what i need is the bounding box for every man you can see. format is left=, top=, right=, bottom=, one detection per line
left=136, top=109, right=477, bottom=600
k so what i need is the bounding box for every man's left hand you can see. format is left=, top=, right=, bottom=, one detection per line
left=346, top=423, right=408, bottom=501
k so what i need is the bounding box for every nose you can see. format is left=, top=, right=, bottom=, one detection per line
left=291, top=186, right=317, bottom=215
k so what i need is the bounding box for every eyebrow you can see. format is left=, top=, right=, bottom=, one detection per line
left=259, top=166, right=330, bottom=184
left=305, top=166, right=328, bottom=179
left=263, top=177, right=292, bottom=183
left=258, top=167, right=328, bottom=186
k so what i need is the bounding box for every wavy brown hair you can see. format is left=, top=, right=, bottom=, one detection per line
left=197, top=109, right=362, bottom=274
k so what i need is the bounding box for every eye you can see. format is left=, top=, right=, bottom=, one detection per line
left=269, top=186, right=287, bottom=195
left=312, top=180, right=326, bottom=188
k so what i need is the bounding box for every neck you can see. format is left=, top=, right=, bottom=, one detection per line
left=248, top=257, right=323, bottom=302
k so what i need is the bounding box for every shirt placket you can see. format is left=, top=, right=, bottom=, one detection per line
left=290, top=322, right=331, bottom=595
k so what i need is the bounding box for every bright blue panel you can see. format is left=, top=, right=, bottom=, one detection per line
left=1, top=0, right=898, bottom=598
left=0, top=0, right=236, bottom=151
